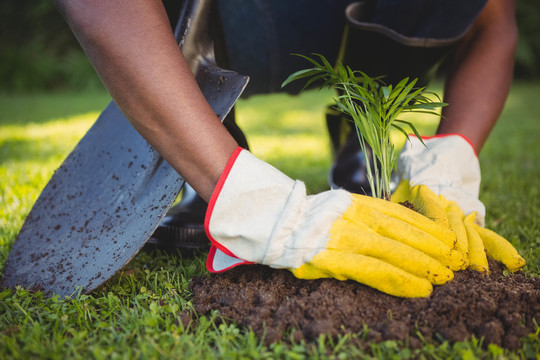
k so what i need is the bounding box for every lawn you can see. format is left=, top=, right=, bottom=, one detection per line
left=0, top=82, right=539, bottom=359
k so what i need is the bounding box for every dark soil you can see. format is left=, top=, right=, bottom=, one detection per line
left=399, top=200, right=416, bottom=211
left=190, top=259, right=540, bottom=349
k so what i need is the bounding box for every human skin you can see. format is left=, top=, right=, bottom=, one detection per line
left=438, top=0, right=518, bottom=153
left=54, top=0, right=515, bottom=200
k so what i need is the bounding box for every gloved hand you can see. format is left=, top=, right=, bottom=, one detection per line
left=204, top=147, right=465, bottom=298
left=392, top=182, right=526, bottom=274
left=394, top=133, right=525, bottom=273
left=397, top=134, right=486, bottom=225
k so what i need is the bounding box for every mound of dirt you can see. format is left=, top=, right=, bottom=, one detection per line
left=190, top=259, right=540, bottom=349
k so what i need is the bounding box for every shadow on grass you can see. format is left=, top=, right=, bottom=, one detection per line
left=0, top=91, right=110, bottom=126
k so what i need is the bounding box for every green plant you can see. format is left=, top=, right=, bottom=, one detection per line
left=282, top=53, right=446, bottom=200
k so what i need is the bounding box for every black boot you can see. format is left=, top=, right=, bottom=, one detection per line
left=147, top=183, right=209, bottom=250
left=147, top=108, right=249, bottom=251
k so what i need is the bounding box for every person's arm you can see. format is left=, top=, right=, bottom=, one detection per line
left=54, top=0, right=237, bottom=202
left=437, top=0, right=518, bottom=152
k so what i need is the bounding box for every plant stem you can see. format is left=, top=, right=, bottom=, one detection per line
left=354, top=121, right=376, bottom=197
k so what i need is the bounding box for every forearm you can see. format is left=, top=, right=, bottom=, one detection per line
left=437, top=0, right=517, bottom=153
left=54, top=0, right=237, bottom=201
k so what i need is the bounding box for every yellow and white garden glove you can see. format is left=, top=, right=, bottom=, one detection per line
left=393, top=133, right=526, bottom=274
left=204, top=147, right=465, bottom=298
left=396, top=134, right=486, bottom=225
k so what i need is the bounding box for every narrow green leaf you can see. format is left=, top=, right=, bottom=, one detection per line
left=292, top=53, right=323, bottom=68
left=337, top=63, right=348, bottom=82
left=391, top=123, right=409, bottom=139
left=401, top=109, right=442, bottom=117
left=394, top=119, right=425, bottom=144
left=317, top=53, right=335, bottom=73
left=382, top=86, right=390, bottom=100
left=281, top=68, right=321, bottom=88
left=300, top=73, right=329, bottom=91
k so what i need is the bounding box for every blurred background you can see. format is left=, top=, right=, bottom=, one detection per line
left=1, top=0, right=539, bottom=93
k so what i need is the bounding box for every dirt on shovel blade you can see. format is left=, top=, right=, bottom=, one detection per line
left=190, top=259, right=540, bottom=349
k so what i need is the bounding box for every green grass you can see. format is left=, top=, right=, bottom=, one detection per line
left=1, top=83, right=539, bottom=359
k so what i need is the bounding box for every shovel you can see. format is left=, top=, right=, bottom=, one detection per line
left=1, top=0, right=248, bottom=297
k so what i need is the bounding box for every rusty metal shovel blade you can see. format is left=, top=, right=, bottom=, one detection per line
left=1, top=0, right=248, bottom=297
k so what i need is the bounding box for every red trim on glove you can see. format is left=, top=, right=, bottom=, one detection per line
left=206, top=245, right=251, bottom=273
left=411, top=133, right=478, bottom=158
left=205, top=146, right=243, bottom=258
left=206, top=245, right=219, bottom=271
left=204, top=147, right=253, bottom=272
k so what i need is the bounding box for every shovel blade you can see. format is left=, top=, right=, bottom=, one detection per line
left=1, top=101, right=182, bottom=296
left=1, top=66, right=248, bottom=298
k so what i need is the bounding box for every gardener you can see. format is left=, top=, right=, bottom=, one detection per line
left=54, top=0, right=521, bottom=297
left=149, top=0, right=518, bottom=249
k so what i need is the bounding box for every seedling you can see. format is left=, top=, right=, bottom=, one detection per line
left=282, top=53, right=446, bottom=200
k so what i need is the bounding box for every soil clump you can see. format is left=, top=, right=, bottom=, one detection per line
left=190, top=259, right=540, bottom=349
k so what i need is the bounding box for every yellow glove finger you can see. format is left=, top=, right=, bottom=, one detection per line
left=391, top=179, right=412, bottom=204
left=329, top=219, right=453, bottom=285
left=392, top=180, right=526, bottom=274
left=355, top=193, right=456, bottom=248
left=294, top=251, right=433, bottom=298
left=464, top=212, right=489, bottom=274
left=444, top=200, right=469, bottom=269
left=391, top=180, right=450, bottom=228
left=346, top=197, right=465, bottom=270
left=290, top=263, right=329, bottom=280
left=410, top=185, right=450, bottom=228
left=392, top=183, right=470, bottom=271
left=472, top=223, right=526, bottom=272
